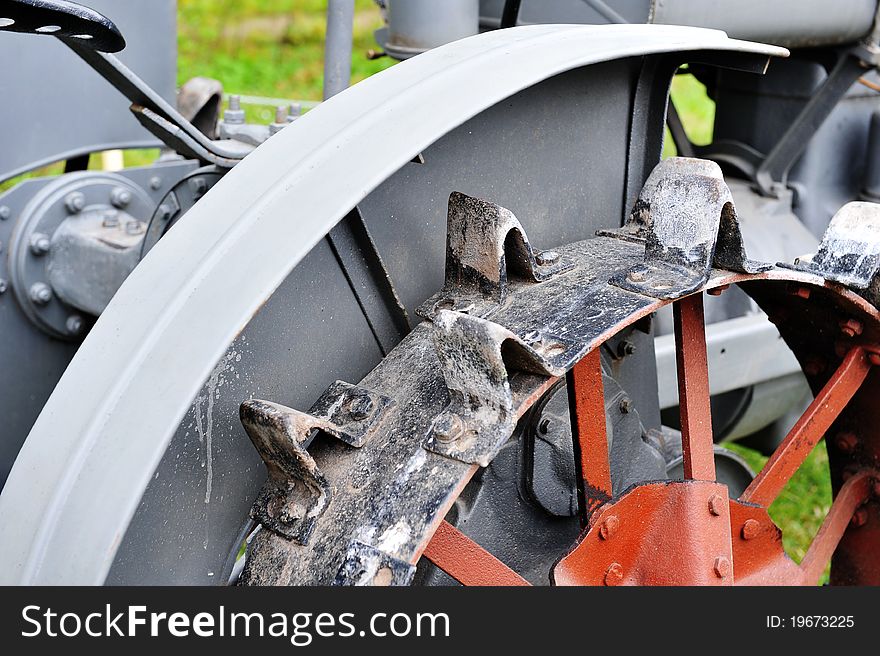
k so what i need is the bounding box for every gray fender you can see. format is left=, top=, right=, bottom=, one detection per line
left=0, top=24, right=784, bottom=584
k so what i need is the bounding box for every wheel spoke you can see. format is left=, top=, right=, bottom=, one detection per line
left=673, top=293, right=716, bottom=480
left=567, top=348, right=610, bottom=521
left=741, top=347, right=871, bottom=507
left=422, top=521, right=531, bottom=586
left=799, top=471, right=872, bottom=585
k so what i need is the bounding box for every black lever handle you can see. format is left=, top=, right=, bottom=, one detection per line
left=0, top=0, right=124, bottom=53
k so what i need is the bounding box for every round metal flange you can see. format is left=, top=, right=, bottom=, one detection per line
left=8, top=172, right=153, bottom=339
left=141, top=166, right=223, bottom=258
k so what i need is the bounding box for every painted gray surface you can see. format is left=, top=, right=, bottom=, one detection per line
left=0, top=0, right=176, bottom=182
left=0, top=26, right=784, bottom=584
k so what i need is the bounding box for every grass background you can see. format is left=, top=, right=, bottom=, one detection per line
left=4, top=1, right=832, bottom=576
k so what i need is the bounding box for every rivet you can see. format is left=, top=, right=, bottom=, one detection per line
left=713, top=556, right=731, bottom=578
left=604, top=562, right=624, bottom=586
left=741, top=519, right=761, bottom=540
left=599, top=515, right=619, bottom=540
left=835, top=432, right=857, bottom=454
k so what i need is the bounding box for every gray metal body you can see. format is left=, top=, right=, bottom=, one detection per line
left=0, top=25, right=784, bottom=584
left=0, top=0, right=177, bottom=182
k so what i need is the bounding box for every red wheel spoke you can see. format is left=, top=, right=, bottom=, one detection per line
left=567, top=348, right=611, bottom=521
left=799, top=471, right=872, bottom=585
left=423, top=521, right=531, bottom=586
left=673, top=293, right=716, bottom=480
left=741, top=347, right=871, bottom=507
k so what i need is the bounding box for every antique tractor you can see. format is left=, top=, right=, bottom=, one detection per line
left=1, top=0, right=880, bottom=586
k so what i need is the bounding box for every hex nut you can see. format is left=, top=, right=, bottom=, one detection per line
left=713, top=556, right=731, bottom=578
left=434, top=414, right=464, bottom=444
left=110, top=187, right=132, bottom=209
left=29, top=283, right=52, bottom=305
left=708, top=494, right=725, bottom=517
left=535, top=250, right=560, bottom=266
left=741, top=519, right=761, bottom=540
left=65, top=192, right=86, bottom=214
left=30, top=233, right=51, bottom=256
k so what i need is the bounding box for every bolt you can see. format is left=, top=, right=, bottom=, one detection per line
left=125, top=220, right=145, bottom=235
left=434, top=414, right=464, bottom=444
left=713, top=556, right=731, bottom=578
left=835, top=432, right=858, bottom=454
left=618, top=396, right=632, bottom=414
left=851, top=507, right=868, bottom=528
left=149, top=176, right=162, bottom=190
left=0, top=279, right=7, bottom=294
left=617, top=340, right=636, bottom=357
left=627, top=270, right=646, bottom=283
left=707, top=284, right=729, bottom=296
left=599, top=515, right=619, bottom=540
left=29, top=233, right=50, bottom=255
left=604, top=562, right=624, bottom=586
left=790, top=285, right=811, bottom=300
left=0, top=205, right=10, bottom=220
left=346, top=394, right=374, bottom=421
left=538, top=417, right=552, bottom=435
left=287, top=103, right=302, bottom=123
left=157, top=204, right=174, bottom=222
left=29, top=283, right=52, bottom=305
left=224, top=95, right=245, bottom=124
left=190, top=177, right=208, bottom=198
left=110, top=187, right=132, bottom=209
left=741, top=519, right=761, bottom=540
left=64, top=192, right=85, bottom=214
left=803, top=357, right=825, bottom=377
left=66, top=315, right=84, bottom=335
left=840, top=319, right=864, bottom=338
left=708, top=494, right=725, bottom=517
left=535, top=250, right=560, bottom=266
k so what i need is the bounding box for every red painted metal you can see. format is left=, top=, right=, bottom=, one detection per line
left=800, top=471, right=872, bottom=584
left=551, top=481, right=733, bottom=585
left=673, top=293, right=716, bottom=481
left=567, top=348, right=610, bottom=520
left=423, top=520, right=530, bottom=586
left=741, top=347, right=871, bottom=507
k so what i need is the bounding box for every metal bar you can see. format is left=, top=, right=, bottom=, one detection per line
left=567, top=348, right=611, bottom=521
left=422, top=521, right=530, bottom=586
left=666, top=99, right=695, bottom=159
left=755, top=54, right=865, bottom=196
left=323, top=0, right=355, bottom=100
left=500, top=0, right=522, bottom=28
left=799, top=471, right=872, bottom=585
left=673, top=293, right=716, bottom=480
left=741, top=347, right=871, bottom=507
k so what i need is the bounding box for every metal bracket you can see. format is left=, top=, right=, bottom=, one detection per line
left=240, top=381, right=395, bottom=544
left=0, top=0, right=125, bottom=53
left=417, top=191, right=572, bottom=319
left=607, top=157, right=769, bottom=300
left=780, top=201, right=880, bottom=304
left=332, top=540, right=416, bottom=586
left=424, top=309, right=560, bottom=467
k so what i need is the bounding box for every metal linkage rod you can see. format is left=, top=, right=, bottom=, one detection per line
left=423, top=521, right=530, bottom=586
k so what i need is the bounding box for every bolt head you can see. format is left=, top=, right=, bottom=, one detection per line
left=604, top=562, right=624, bottom=586
left=616, top=341, right=636, bottom=357
left=840, top=319, right=864, bottom=338
left=110, top=187, right=132, bottom=209
left=29, top=233, right=51, bottom=255
left=434, top=414, right=464, bottom=444
left=29, top=283, right=52, bottom=305
left=190, top=177, right=208, bottom=197
left=851, top=507, right=868, bottom=528
left=66, top=315, right=84, bottom=335
left=627, top=270, right=646, bottom=283
left=835, top=432, right=858, bottom=454
left=346, top=394, right=374, bottom=421
left=618, top=397, right=632, bottom=414
left=0, top=205, right=10, bottom=220
left=64, top=192, right=85, bottom=214
left=741, top=519, right=761, bottom=540
left=599, top=515, right=619, bottom=540
left=713, top=556, right=731, bottom=578
left=708, top=494, right=726, bottom=517
left=149, top=176, right=162, bottom=190
left=535, top=250, right=560, bottom=266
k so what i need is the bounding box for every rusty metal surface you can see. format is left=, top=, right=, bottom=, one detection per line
left=741, top=347, right=871, bottom=507
left=673, top=293, right=716, bottom=481
left=423, top=521, right=530, bottom=586
left=552, top=481, right=734, bottom=585
left=567, top=348, right=611, bottom=521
